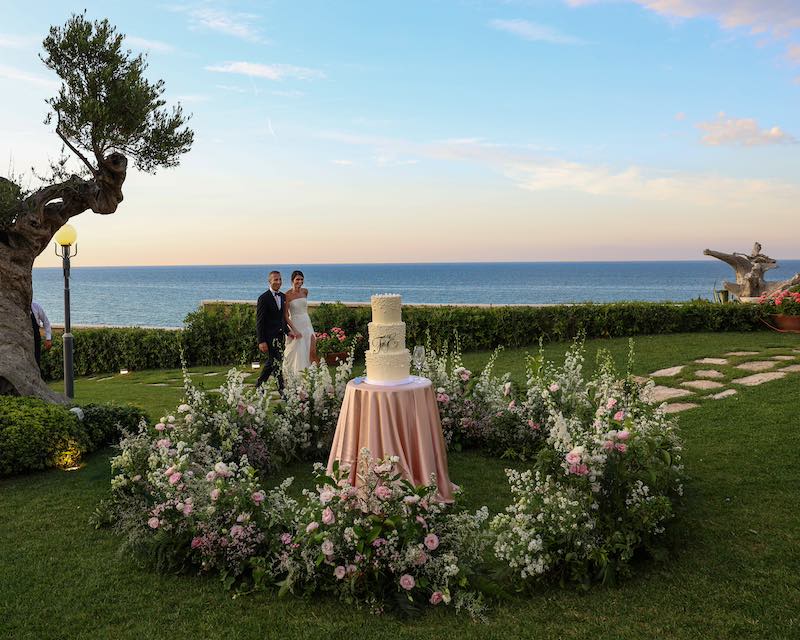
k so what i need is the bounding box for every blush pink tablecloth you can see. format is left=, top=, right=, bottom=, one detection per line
left=326, top=377, right=455, bottom=502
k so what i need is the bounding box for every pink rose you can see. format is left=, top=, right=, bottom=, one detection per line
left=205, top=471, right=216, bottom=482
left=156, top=438, right=171, bottom=448
left=246, top=404, right=256, bottom=415
left=306, top=521, right=319, bottom=533
left=415, top=551, right=428, bottom=566
left=424, top=533, right=440, bottom=551
left=460, top=370, right=471, bottom=381
left=182, top=503, right=193, bottom=516
left=168, top=472, right=182, bottom=485
left=252, top=491, right=265, bottom=505
left=210, top=488, right=220, bottom=501
left=399, top=574, right=415, bottom=591
left=430, top=591, right=443, bottom=605
left=606, top=398, right=618, bottom=409
left=549, top=383, right=560, bottom=393
left=617, top=430, right=630, bottom=441
left=613, top=410, right=625, bottom=421
left=321, top=540, right=334, bottom=556
left=322, top=507, right=335, bottom=525
left=615, top=443, right=627, bottom=453
left=191, top=537, right=203, bottom=549
left=565, top=451, right=581, bottom=465
left=603, top=440, right=615, bottom=450
left=334, top=566, right=346, bottom=580
left=280, top=533, right=292, bottom=545
left=528, top=420, right=540, bottom=431
left=237, top=403, right=246, bottom=417
left=148, top=517, right=160, bottom=529
left=230, top=524, right=244, bottom=537
left=155, top=423, right=165, bottom=432
left=375, top=485, right=392, bottom=500
left=319, top=487, right=335, bottom=504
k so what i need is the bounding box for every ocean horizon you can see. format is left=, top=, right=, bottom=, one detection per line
left=31, top=260, right=800, bottom=328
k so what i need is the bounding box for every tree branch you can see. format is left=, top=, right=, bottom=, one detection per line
left=56, top=126, right=98, bottom=177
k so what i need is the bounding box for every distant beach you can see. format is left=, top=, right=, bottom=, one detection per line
left=31, top=260, right=800, bottom=328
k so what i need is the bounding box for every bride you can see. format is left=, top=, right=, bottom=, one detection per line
left=282, top=270, right=318, bottom=376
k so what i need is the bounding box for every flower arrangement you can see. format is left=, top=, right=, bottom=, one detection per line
left=758, top=289, right=800, bottom=316
left=314, top=327, right=362, bottom=358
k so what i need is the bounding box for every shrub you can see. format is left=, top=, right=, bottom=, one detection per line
left=80, top=403, right=147, bottom=449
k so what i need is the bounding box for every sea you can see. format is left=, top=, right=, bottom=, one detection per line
left=31, top=261, right=800, bottom=328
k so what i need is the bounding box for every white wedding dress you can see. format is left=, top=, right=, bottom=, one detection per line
left=283, top=297, right=315, bottom=376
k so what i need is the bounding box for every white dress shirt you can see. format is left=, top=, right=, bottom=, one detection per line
left=272, top=290, right=282, bottom=310
left=31, top=300, right=52, bottom=340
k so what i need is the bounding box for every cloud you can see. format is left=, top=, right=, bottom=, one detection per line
left=566, top=1, right=800, bottom=63
left=0, top=34, right=39, bottom=49
left=0, top=64, right=59, bottom=90
left=175, top=94, right=210, bottom=103
left=126, top=36, right=175, bottom=54
left=167, top=5, right=267, bottom=43
left=489, top=18, right=585, bottom=44
left=696, top=112, right=796, bottom=146
left=206, top=61, right=324, bottom=81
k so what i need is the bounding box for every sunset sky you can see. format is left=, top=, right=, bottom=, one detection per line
left=1, top=0, right=798, bottom=267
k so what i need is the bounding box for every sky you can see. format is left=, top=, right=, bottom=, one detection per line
left=1, top=0, right=798, bottom=267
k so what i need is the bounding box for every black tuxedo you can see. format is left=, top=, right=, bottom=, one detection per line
left=256, top=289, right=289, bottom=390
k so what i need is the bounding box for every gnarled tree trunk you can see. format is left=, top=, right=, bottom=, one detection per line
left=0, top=153, right=127, bottom=402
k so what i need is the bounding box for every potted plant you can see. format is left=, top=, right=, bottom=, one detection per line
left=759, top=288, right=800, bottom=332
left=315, top=327, right=362, bottom=365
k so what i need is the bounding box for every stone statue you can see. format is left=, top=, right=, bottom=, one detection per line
left=703, top=243, right=800, bottom=299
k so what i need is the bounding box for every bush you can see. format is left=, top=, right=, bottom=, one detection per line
left=0, top=397, right=145, bottom=476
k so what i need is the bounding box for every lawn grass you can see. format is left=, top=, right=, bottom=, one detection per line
left=1, top=331, right=798, bottom=639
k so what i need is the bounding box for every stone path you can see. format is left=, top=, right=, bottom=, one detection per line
left=646, top=347, right=799, bottom=413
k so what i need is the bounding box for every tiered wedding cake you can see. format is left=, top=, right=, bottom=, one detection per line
left=365, top=294, right=412, bottom=384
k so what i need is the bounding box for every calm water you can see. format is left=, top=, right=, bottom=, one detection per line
left=31, top=261, right=800, bottom=327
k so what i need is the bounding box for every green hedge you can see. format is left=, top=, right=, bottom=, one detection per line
left=0, top=398, right=144, bottom=476
left=40, top=301, right=767, bottom=380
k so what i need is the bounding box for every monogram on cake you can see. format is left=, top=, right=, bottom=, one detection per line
left=365, top=294, right=412, bottom=384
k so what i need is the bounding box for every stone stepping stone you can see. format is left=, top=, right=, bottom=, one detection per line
left=145, top=383, right=168, bottom=387
left=681, top=380, right=724, bottom=390
left=631, top=375, right=649, bottom=384
left=695, top=369, right=724, bottom=379
left=780, top=364, right=800, bottom=373
left=663, top=402, right=699, bottom=413
left=241, top=372, right=254, bottom=378
left=733, top=372, right=787, bottom=386
left=649, top=386, right=694, bottom=402
left=736, top=361, right=777, bottom=372
left=771, top=355, right=796, bottom=361
left=650, top=366, right=685, bottom=377
left=695, top=358, right=728, bottom=365
left=725, top=351, right=760, bottom=356
left=96, top=376, right=114, bottom=381
left=710, top=389, right=738, bottom=400
left=204, top=372, right=221, bottom=376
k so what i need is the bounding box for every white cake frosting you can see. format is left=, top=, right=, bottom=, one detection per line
left=365, top=294, right=411, bottom=383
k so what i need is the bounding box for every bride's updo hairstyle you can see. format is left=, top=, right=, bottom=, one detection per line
left=291, top=270, right=304, bottom=282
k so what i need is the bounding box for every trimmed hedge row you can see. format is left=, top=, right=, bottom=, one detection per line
left=40, top=301, right=768, bottom=380
left=0, top=398, right=144, bottom=476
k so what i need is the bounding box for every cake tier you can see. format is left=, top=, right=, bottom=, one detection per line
left=371, top=294, right=402, bottom=324
left=365, top=350, right=411, bottom=382
left=367, top=322, right=406, bottom=354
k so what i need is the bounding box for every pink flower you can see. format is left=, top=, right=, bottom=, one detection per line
left=549, top=383, right=560, bottom=393
left=230, top=524, right=244, bottom=537
left=416, top=515, right=428, bottom=529
left=399, top=574, right=415, bottom=591
left=615, top=443, right=627, bottom=453
left=617, top=430, right=630, bottom=441
left=306, top=521, right=319, bottom=533
left=347, top=564, right=357, bottom=575
left=321, top=540, right=334, bottom=556
left=415, top=551, right=428, bottom=566
left=606, top=398, right=618, bottom=409
left=334, top=566, right=346, bottom=580
left=613, top=410, right=625, bottom=421
left=403, top=495, right=420, bottom=505
left=148, top=517, right=160, bottom=529
left=436, top=393, right=450, bottom=405
left=210, top=488, right=220, bottom=501
left=565, top=450, right=582, bottom=465
left=280, top=533, right=292, bottom=545
left=602, top=440, right=615, bottom=450
left=214, top=462, right=230, bottom=476
left=178, top=404, right=191, bottom=413
left=430, top=591, right=443, bottom=605
left=205, top=471, right=216, bottom=482
left=168, top=472, right=182, bottom=485
left=568, top=463, right=590, bottom=476
left=322, top=507, right=336, bottom=525
left=374, top=485, right=392, bottom=501
left=182, top=503, right=193, bottom=516
left=191, top=537, right=203, bottom=549
left=237, top=403, right=246, bottom=417
left=372, top=537, right=386, bottom=548
left=252, top=491, right=265, bottom=505
left=528, top=420, right=540, bottom=431
left=459, top=370, right=471, bottom=381
left=155, top=423, right=166, bottom=432
left=424, top=533, right=440, bottom=551
left=319, top=487, right=335, bottom=504
left=156, top=438, right=171, bottom=449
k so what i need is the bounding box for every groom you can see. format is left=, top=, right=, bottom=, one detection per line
left=256, top=270, right=290, bottom=391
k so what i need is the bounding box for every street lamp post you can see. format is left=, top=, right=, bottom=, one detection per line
left=54, top=224, right=78, bottom=399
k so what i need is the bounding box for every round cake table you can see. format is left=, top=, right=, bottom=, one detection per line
left=326, top=376, right=455, bottom=502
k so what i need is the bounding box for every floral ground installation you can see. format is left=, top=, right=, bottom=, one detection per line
left=98, top=340, right=684, bottom=617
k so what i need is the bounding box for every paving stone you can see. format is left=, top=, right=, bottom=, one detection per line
left=695, top=369, right=724, bottom=379
left=710, top=389, right=738, bottom=400
left=780, top=364, right=800, bottom=373
left=203, top=372, right=221, bottom=376
left=695, top=358, right=729, bottom=365
left=663, top=402, right=699, bottom=413
left=650, top=365, right=685, bottom=377
left=96, top=376, right=114, bottom=381
left=631, top=375, right=649, bottom=384
left=725, top=351, right=760, bottom=356
left=771, top=355, right=796, bottom=361
left=145, top=383, right=168, bottom=387
left=681, top=380, right=725, bottom=390
left=736, top=360, right=777, bottom=372
left=649, top=386, right=694, bottom=402
left=733, top=372, right=787, bottom=386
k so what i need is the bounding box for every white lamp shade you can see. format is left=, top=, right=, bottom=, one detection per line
left=54, top=224, right=78, bottom=246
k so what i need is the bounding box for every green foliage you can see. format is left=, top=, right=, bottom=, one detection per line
left=0, top=176, right=26, bottom=228
left=41, top=327, right=182, bottom=381
left=40, top=13, right=193, bottom=173
left=182, top=304, right=256, bottom=366
left=0, top=397, right=144, bottom=476
left=0, top=396, right=82, bottom=475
